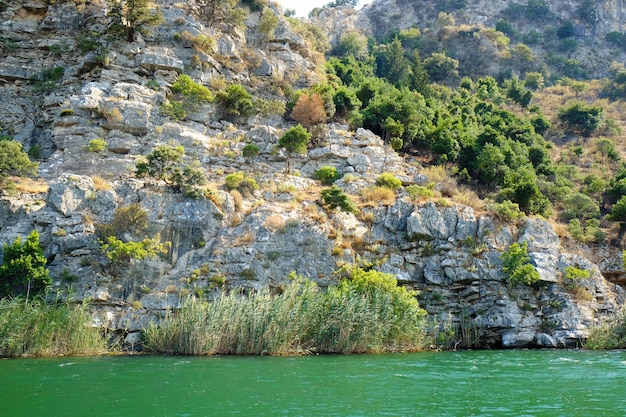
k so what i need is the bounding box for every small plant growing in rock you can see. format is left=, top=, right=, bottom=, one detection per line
left=376, top=173, right=402, bottom=190
left=242, top=143, right=260, bottom=166
left=321, top=185, right=359, bottom=214
left=87, top=138, right=107, bottom=153
left=0, top=137, right=39, bottom=189
left=224, top=171, right=258, bottom=195
left=500, top=241, right=540, bottom=286
left=313, top=166, right=340, bottom=185
left=405, top=184, right=435, bottom=201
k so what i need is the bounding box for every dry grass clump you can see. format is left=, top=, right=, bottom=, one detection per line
left=11, top=177, right=49, bottom=194
left=361, top=185, right=396, bottom=206
left=91, top=175, right=111, bottom=191
left=263, top=215, right=286, bottom=232
left=452, top=187, right=485, bottom=210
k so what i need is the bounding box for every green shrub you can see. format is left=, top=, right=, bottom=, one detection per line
left=0, top=231, right=51, bottom=299
left=161, top=100, right=186, bottom=120
left=87, top=138, right=107, bottom=153
left=487, top=200, right=524, bottom=222
left=321, top=185, right=358, bottom=214
left=30, top=66, right=64, bottom=92
left=135, top=145, right=185, bottom=182
left=242, top=144, right=260, bottom=165
left=313, top=166, right=340, bottom=185
left=500, top=241, right=540, bottom=286
left=406, top=184, right=435, bottom=201
left=100, top=235, right=167, bottom=268
left=563, top=266, right=590, bottom=281
left=376, top=172, right=402, bottom=190
left=216, top=84, right=254, bottom=118
left=171, top=74, right=213, bottom=104
left=224, top=171, right=258, bottom=194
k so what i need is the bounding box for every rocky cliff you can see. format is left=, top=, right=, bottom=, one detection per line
left=0, top=0, right=624, bottom=349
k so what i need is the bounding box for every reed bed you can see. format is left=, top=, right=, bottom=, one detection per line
left=145, top=271, right=428, bottom=355
left=0, top=298, right=107, bottom=357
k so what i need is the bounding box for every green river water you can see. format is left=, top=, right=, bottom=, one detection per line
left=1, top=350, right=625, bottom=416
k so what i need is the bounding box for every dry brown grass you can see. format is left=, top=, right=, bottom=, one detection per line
left=91, top=175, right=111, bottom=191
left=361, top=186, right=396, bottom=206
left=263, top=215, right=286, bottom=232
left=453, top=187, right=485, bottom=210
left=11, top=177, right=49, bottom=194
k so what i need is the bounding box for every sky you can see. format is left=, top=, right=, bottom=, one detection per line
left=277, top=0, right=374, bottom=17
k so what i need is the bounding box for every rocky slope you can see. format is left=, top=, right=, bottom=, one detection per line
left=0, top=0, right=624, bottom=349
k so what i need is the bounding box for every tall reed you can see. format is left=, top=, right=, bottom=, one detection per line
left=145, top=270, right=428, bottom=355
left=0, top=298, right=107, bottom=357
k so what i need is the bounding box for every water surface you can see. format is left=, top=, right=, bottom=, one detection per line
left=1, top=350, right=624, bottom=416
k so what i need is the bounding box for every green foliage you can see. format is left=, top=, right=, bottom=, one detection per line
left=313, top=166, right=341, bottom=185
left=423, top=52, right=460, bottom=85
left=525, top=0, right=550, bottom=21
left=136, top=145, right=184, bottom=183
left=87, top=138, right=107, bottom=153
left=258, top=7, right=279, bottom=40
left=224, top=171, right=258, bottom=194
left=216, top=84, right=254, bottom=118
left=586, top=306, right=626, bottom=349
left=100, top=235, right=166, bottom=267
left=376, top=173, right=402, bottom=190
left=557, top=20, right=575, bottom=39
left=0, top=231, right=51, bottom=299
left=106, top=0, right=163, bottom=42
left=0, top=299, right=107, bottom=357
left=242, top=143, right=260, bottom=164
left=560, top=192, right=600, bottom=222
left=145, top=269, right=427, bottom=355
left=278, top=125, right=311, bottom=156
left=563, top=266, right=590, bottom=281
left=30, top=66, right=64, bottom=92
left=333, top=31, right=369, bottom=59
left=558, top=101, right=603, bottom=137
left=160, top=100, right=186, bottom=120
left=321, top=185, right=358, bottom=214
left=500, top=241, right=540, bottom=286
left=0, top=138, right=38, bottom=187
left=487, top=200, right=525, bottom=222
left=568, top=218, right=604, bottom=243
left=406, top=184, right=435, bottom=201
left=171, top=74, right=214, bottom=104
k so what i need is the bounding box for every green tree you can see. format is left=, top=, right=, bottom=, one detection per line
left=577, top=0, right=597, bottom=26
left=0, top=138, right=38, bottom=188
left=333, top=32, right=369, bottom=59
left=216, top=84, right=254, bottom=118
left=278, top=125, right=311, bottom=173
left=258, top=7, right=279, bottom=41
left=194, top=0, right=238, bottom=26
left=0, top=231, right=51, bottom=299
left=106, top=0, right=163, bottom=42
left=423, top=52, right=459, bottom=85
left=242, top=143, right=260, bottom=166
left=375, top=37, right=411, bottom=87
left=558, top=101, right=603, bottom=136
